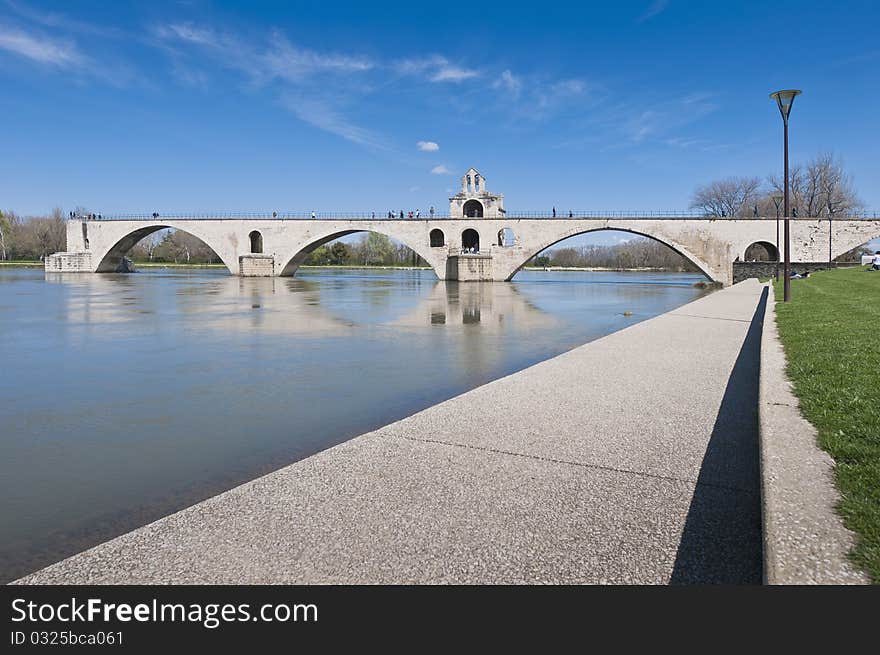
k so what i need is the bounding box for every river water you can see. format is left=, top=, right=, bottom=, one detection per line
left=0, top=266, right=710, bottom=581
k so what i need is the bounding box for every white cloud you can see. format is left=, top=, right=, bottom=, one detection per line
left=638, top=0, right=670, bottom=23
left=430, top=65, right=478, bottom=82
left=396, top=55, right=478, bottom=83
left=493, top=69, right=522, bottom=95
left=431, top=165, right=452, bottom=175
left=0, top=27, right=83, bottom=67
left=160, top=23, right=218, bottom=47
left=417, top=141, right=439, bottom=152
left=281, top=95, right=384, bottom=149
left=551, top=79, right=587, bottom=95
left=156, top=23, right=373, bottom=84
left=262, top=31, right=373, bottom=82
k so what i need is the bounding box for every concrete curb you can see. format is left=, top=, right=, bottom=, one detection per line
left=757, top=282, right=867, bottom=584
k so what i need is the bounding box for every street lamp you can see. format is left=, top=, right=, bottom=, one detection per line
left=770, top=89, right=802, bottom=302
left=827, top=198, right=833, bottom=265
left=771, top=194, right=783, bottom=281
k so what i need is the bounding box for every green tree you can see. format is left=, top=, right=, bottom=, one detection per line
left=328, top=241, right=350, bottom=265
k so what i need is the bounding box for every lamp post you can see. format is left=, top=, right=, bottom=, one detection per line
left=771, top=194, right=783, bottom=281
left=827, top=199, right=833, bottom=265
left=770, top=89, right=801, bottom=302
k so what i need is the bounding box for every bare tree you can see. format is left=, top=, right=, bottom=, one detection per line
left=768, top=152, right=862, bottom=217
left=690, top=177, right=763, bottom=217
left=0, top=210, right=11, bottom=260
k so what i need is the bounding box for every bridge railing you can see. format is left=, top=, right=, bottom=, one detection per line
left=74, top=210, right=880, bottom=221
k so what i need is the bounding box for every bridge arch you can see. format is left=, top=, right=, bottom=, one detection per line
left=93, top=223, right=237, bottom=274
left=828, top=223, right=880, bottom=262
left=744, top=241, right=778, bottom=262
left=503, top=227, right=717, bottom=282
left=277, top=227, right=443, bottom=278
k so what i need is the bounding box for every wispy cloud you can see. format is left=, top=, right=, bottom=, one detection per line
left=417, top=141, right=439, bottom=152
left=492, top=69, right=522, bottom=96
left=638, top=0, right=670, bottom=23
left=0, top=26, right=83, bottom=67
left=156, top=22, right=382, bottom=146
left=262, top=31, right=373, bottom=81
left=621, top=92, right=717, bottom=143
left=431, top=164, right=452, bottom=175
left=430, top=65, right=478, bottom=82
left=280, top=95, right=384, bottom=149
left=3, top=0, right=127, bottom=39
left=396, top=55, right=479, bottom=83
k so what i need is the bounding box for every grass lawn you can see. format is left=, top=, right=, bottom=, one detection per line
left=773, top=266, right=880, bottom=582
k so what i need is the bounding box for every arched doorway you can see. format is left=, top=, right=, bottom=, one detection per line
left=744, top=241, right=778, bottom=261
left=249, top=230, right=263, bottom=254
left=430, top=229, right=445, bottom=247
left=462, top=199, right=483, bottom=218
left=462, top=228, right=480, bottom=252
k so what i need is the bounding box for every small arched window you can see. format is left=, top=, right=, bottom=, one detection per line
left=249, top=230, right=263, bottom=254
left=497, top=228, right=515, bottom=247
left=430, top=229, right=445, bottom=247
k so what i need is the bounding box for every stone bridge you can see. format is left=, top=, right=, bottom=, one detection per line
left=47, top=214, right=880, bottom=286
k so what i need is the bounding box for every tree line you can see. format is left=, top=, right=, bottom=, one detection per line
left=303, top=233, right=428, bottom=267
left=0, top=209, right=67, bottom=261
left=689, top=152, right=864, bottom=218
left=529, top=238, right=699, bottom=271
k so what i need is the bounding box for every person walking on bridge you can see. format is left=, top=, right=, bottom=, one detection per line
left=311, top=211, right=316, bottom=220
left=416, top=209, right=421, bottom=219
left=429, top=205, right=435, bottom=218
left=552, top=206, right=556, bottom=218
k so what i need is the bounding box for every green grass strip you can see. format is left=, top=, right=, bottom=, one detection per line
left=773, top=267, right=880, bottom=581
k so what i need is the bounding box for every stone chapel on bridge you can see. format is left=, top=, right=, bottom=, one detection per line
left=449, top=168, right=505, bottom=218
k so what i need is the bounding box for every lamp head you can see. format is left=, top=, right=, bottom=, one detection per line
left=770, top=89, right=802, bottom=123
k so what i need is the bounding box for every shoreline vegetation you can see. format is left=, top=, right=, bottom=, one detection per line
left=772, top=267, right=880, bottom=582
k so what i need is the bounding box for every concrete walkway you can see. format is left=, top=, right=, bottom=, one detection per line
left=18, top=280, right=768, bottom=584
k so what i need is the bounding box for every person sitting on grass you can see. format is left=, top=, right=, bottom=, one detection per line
left=872, top=251, right=880, bottom=271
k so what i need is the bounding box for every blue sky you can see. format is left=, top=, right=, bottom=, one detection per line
left=1, top=0, right=878, bottom=227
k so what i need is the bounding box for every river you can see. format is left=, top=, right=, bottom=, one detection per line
left=0, top=266, right=711, bottom=581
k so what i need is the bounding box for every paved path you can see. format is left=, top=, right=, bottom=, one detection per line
left=18, top=280, right=768, bottom=584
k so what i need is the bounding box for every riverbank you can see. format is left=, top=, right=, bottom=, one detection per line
left=771, top=267, right=879, bottom=582
left=17, top=280, right=766, bottom=584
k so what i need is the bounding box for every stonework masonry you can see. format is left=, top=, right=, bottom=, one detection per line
left=732, top=261, right=854, bottom=284
left=447, top=254, right=494, bottom=281
left=45, top=252, right=92, bottom=273
left=46, top=215, right=880, bottom=287
left=239, top=254, right=275, bottom=277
